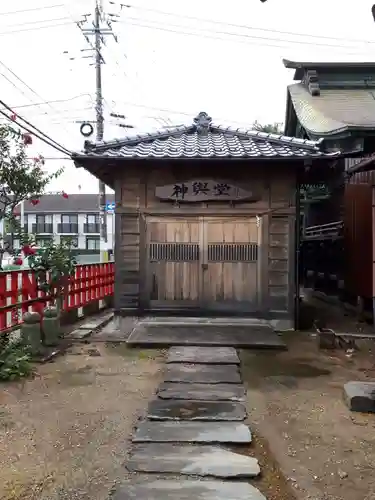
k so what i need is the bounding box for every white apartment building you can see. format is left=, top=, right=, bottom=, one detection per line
left=1, top=194, right=115, bottom=255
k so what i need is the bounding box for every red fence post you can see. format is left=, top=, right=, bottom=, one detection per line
left=0, top=265, right=115, bottom=335
left=0, top=273, right=7, bottom=332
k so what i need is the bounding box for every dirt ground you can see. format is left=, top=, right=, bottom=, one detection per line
left=0, top=342, right=164, bottom=500
left=242, top=330, right=375, bottom=500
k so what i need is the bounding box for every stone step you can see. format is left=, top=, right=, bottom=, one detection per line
left=147, top=399, right=246, bottom=421
left=127, top=324, right=286, bottom=349
left=111, top=479, right=266, bottom=500
left=157, top=382, right=246, bottom=401
left=164, top=363, right=241, bottom=384
left=167, top=346, right=240, bottom=364
left=133, top=420, right=252, bottom=444
left=126, top=443, right=261, bottom=479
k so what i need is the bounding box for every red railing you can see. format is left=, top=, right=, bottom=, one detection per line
left=0, top=263, right=115, bottom=334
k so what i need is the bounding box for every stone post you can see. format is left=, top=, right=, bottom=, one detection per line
left=42, top=306, right=61, bottom=346
left=20, top=311, right=42, bottom=355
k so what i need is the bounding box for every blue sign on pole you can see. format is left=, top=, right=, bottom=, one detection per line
left=105, top=202, right=115, bottom=213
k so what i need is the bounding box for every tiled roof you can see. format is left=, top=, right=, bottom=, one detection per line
left=16, top=194, right=115, bottom=214
left=78, top=112, right=339, bottom=160
left=288, top=83, right=375, bottom=136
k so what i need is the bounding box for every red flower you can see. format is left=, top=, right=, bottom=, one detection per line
left=22, top=133, right=32, bottom=145
left=10, top=113, right=17, bottom=121
left=62, top=191, right=69, bottom=199
left=13, top=257, right=23, bottom=266
left=31, top=199, right=40, bottom=206
left=11, top=309, right=19, bottom=323
left=22, top=245, right=36, bottom=256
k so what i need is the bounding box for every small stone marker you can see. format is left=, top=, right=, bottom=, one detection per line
left=126, top=443, right=261, bottom=478
left=167, top=346, right=240, bottom=364
left=133, top=421, right=252, bottom=443
left=111, top=479, right=266, bottom=500
left=164, top=363, right=241, bottom=384
left=147, top=399, right=246, bottom=421
left=344, top=381, right=375, bottom=413
left=157, top=382, right=246, bottom=401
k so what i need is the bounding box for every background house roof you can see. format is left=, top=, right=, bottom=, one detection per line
left=287, top=83, right=375, bottom=136
left=16, top=194, right=115, bottom=214
left=283, top=59, right=375, bottom=80
left=76, top=111, right=340, bottom=160
left=284, top=60, right=375, bottom=138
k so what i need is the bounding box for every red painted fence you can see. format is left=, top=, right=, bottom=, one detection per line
left=0, top=263, right=115, bottom=334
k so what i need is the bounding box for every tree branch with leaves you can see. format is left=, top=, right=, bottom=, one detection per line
left=0, top=123, right=63, bottom=266
left=252, top=121, right=284, bottom=134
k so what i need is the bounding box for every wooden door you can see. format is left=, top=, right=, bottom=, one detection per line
left=202, top=218, right=260, bottom=311
left=147, top=217, right=201, bottom=308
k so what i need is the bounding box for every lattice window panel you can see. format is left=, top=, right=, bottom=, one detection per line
left=149, top=243, right=199, bottom=262
left=208, top=243, right=258, bottom=262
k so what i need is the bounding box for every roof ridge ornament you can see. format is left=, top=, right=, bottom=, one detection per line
left=194, top=111, right=212, bottom=135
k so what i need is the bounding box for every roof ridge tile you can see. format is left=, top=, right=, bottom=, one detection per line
left=74, top=111, right=341, bottom=160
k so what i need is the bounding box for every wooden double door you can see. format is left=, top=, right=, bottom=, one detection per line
left=147, top=216, right=261, bottom=311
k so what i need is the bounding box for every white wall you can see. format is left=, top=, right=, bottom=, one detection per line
left=0, top=212, right=115, bottom=251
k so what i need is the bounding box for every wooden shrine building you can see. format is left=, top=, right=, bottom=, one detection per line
left=72, top=111, right=341, bottom=329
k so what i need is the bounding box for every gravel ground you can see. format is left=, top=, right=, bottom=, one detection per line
left=242, top=329, right=375, bottom=500
left=0, top=342, right=164, bottom=500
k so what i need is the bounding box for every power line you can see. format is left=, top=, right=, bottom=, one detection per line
left=0, top=108, right=71, bottom=156
left=0, top=10, right=371, bottom=53
left=0, top=59, right=76, bottom=141
left=119, top=17, right=375, bottom=53
left=125, top=4, right=375, bottom=47
left=0, top=16, right=71, bottom=29
left=4, top=94, right=95, bottom=110
left=0, top=21, right=73, bottom=37
left=0, top=4, right=64, bottom=16
left=0, top=99, right=71, bottom=154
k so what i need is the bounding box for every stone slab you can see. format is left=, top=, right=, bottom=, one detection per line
left=158, top=382, right=246, bottom=401
left=164, top=364, right=241, bottom=384
left=111, top=479, right=266, bottom=500
left=126, top=443, right=260, bottom=478
left=167, top=346, right=240, bottom=364
left=68, top=328, right=92, bottom=339
left=140, top=316, right=268, bottom=325
left=133, top=421, right=252, bottom=443
left=78, top=312, right=113, bottom=330
left=127, top=324, right=286, bottom=349
left=344, top=381, right=375, bottom=413
left=147, top=399, right=246, bottom=421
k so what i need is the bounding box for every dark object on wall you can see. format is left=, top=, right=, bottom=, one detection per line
left=80, top=122, right=94, bottom=137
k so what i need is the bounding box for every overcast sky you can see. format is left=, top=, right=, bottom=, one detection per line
left=2, top=0, right=375, bottom=194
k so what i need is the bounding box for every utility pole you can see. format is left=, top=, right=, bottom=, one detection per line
left=94, top=2, right=107, bottom=263
left=68, top=2, right=134, bottom=262
left=78, top=0, right=119, bottom=263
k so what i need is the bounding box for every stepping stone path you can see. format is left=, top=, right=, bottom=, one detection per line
left=112, top=345, right=266, bottom=499
left=167, top=346, right=241, bottom=364
left=164, top=363, right=242, bottom=383
left=157, top=382, right=246, bottom=401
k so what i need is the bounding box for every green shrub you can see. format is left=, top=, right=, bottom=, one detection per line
left=0, top=341, right=33, bottom=381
